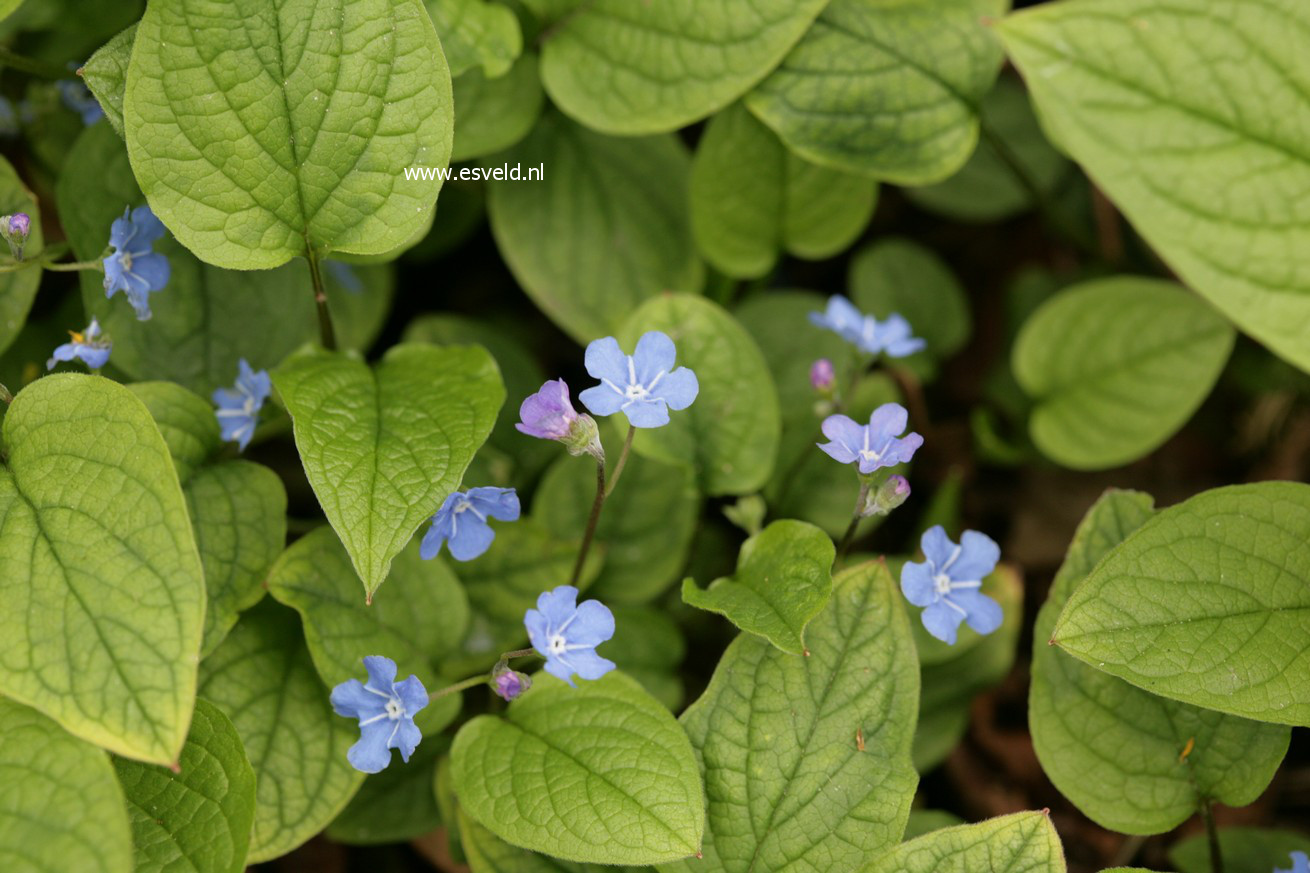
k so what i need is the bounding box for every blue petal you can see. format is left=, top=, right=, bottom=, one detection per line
left=583, top=336, right=629, bottom=386
left=79, top=345, right=111, bottom=370
left=824, top=295, right=864, bottom=331
left=542, top=655, right=577, bottom=687
left=535, top=585, right=579, bottom=628
left=884, top=336, right=927, bottom=358
left=212, top=387, right=244, bottom=411
left=129, top=205, right=167, bottom=247
left=653, top=366, right=698, bottom=411
left=124, top=283, right=154, bottom=320
left=954, top=590, right=1003, bottom=637
left=418, top=522, right=447, bottom=560
left=623, top=398, right=670, bottom=429
left=882, top=433, right=923, bottom=467
left=920, top=601, right=964, bottom=645
left=131, top=251, right=171, bottom=292
left=818, top=439, right=858, bottom=466
left=900, top=560, right=937, bottom=607
left=866, top=403, right=908, bottom=444
left=330, top=678, right=384, bottom=720
left=632, top=330, right=676, bottom=385
left=47, top=343, right=77, bottom=367
left=103, top=252, right=128, bottom=295
left=447, top=515, right=495, bottom=561
left=820, top=414, right=864, bottom=456
left=466, top=486, right=520, bottom=522
left=951, top=530, right=1001, bottom=582
left=107, top=207, right=132, bottom=250
left=568, top=649, right=616, bottom=681
left=347, top=719, right=395, bottom=773
left=362, top=655, right=398, bottom=691
left=578, top=383, right=626, bottom=418
left=392, top=718, right=422, bottom=763
left=565, top=599, right=614, bottom=647
left=524, top=608, right=551, bottom=655
left=919, top=525, right=955, bottom=571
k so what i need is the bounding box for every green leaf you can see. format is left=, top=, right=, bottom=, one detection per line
left=682, top=519, right=834, bottom=654
left=452, top=671, right=704, bottom=865
left=458, top=806, right=644, bottom=873
left=130, top=381, right=287, bottom=656
left=539, top=0, right=827, bottom=135
left=326, top=734, right=448, bottom=845
left=451, top=52, right=545, bottom=162
left=124, top=0, right=453, bottom=269
left=0, top=154, right=43, bottom=358
left=267, top=526, right=469, bottom=690
left=487, top=111, right=703, bottom=343
left=747, top=0, right=1007, bottom=184
left=273, top=343, right=504, bottom=599
left=998, top=0, right=1310, bottom=373
left=534, top=451, right=699, bottom=605
left=690, top=103, right=877, bottom=279
left=1013, top=277, right=1234, bottom=470
left=904, top=809, right=964, bottom=840
left=661, top=561, right=918, bottom=873
left=426, top=0, right=521, bottom=78
left=0, top=697, right=133, bottom=873
left=1031, top=489, right=1289, bottom=834
left=1053, top=481, right=1310, bottom=726
left=620, top=293, right=781, bottom=496
left=112, top=699, right=257, bottom=873
left=199, top=601, right=365, bottom=863
left=80, top=23, right=135, bottom=138
left=1169, top=827, right=1310, bottom=873
left=850, top=237, right=972, bottom=367
left=607, top=606, right=686, bottom=712
left=864, top=811, right=1064, bottom=873
left=57, top=123, right=394, bottom=395
left=447, top=518, right=601, bottom=676
left=0, top=375, right=204, bottom=764
left=905, top=75, right=1070, bottom=222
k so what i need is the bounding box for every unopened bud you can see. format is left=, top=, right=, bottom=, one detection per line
left=810, top=358, right=835, bottom=393
left=863, top=475, right=911, bottom=517
left=491, top=670, right=530, bottom=701
left=563, top=413, right=604, bottom=460
left=1, top=212, right=30, bottom=260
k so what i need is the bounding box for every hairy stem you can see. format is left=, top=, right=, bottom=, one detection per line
left=571, top=456, right=607, bottom=586
left=427, top=649, right=539, bottom=701
left=605, top=425, right=636, bottom=497
left=836, top=481, right=871, bottom=561
left=307, top=251, right=337, bottom=350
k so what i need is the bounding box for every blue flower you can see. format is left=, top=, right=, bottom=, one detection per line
left=578, top=331, right=699, bottom=428
left=525, top=585, right=615, bottom=686
left=818, top=403, right=923, bottom=474
left=808, top=295, right=925, bottom=358
left=104, top=206, right=170, bottom=320
left=212, top=359, right=271, bottom=451
left=1276, top=852, right=1309, bottom=873
left=330, top=655, right=428, bottom=773
left=901, top=525, right=1003, bottom=645
left=47, top=318, right=111, bottom=371
left=420, top=486, right=520, bottom=561
left=57, top=76, right=103, bottom=126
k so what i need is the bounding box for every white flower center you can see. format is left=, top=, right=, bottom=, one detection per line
left=934, top=573, right=953, bottom=596
left=549, top=634, right=568, bottom=655
left=385, top=698, right=404, bottom=720
left=120, top=250, right=134, bottom=272
left=624, top=382, right=650, bottom=401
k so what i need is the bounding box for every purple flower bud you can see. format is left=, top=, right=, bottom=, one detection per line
left=516, top=378, right=579, bottom=441
left=492, top=670, right=528, bottom=701
left=810, top=358, right=835, bottom=392
left=864, top=474, right=912, bottom=517
left=8, top=213, right=29, bottom=238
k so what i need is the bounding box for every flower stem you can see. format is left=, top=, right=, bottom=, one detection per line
left=41, top=259, right=105, bottom=272
left=306, top=250, right=337, bottom=351
left=427, top=648, right=540, bottom=701
left=571, top=455, right=607, bottom=587
left=1199, top=797, right=1224, bottom=873
left=836, top=480, right=872, bottom=561
left=605, top=425, right=636, bottom=497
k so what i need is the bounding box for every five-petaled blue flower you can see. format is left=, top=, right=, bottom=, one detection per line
left=525, top=585, right=615, bottom=686
left=213, top=359, right=271, bottom=452
left=1275, top=852, right=1310, bottom=873
left=47, top=318, right=111, bottom=371
left=901, top=525, right=1003, bottom=645
left=420, top=487, right=520, bottom=562
left=818, top=403, right=923, bottom=474
left=104, top=206, right=171, bottom=320
left=330, top=655, right=428, bottom=774
left=579, top=330, right=699, bottom=428
left=808, top=295, right=925, bottom=358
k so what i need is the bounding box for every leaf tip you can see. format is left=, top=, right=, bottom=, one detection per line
left=167, top=760, right=181, bottom=774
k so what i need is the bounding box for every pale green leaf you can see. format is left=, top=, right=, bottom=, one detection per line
left=620, top=293, right=780, bottom=496
left=690, top=103, right=877, bottom=279
left=125, top=0, right=453, bottom=269
left=1013, top=277, right=1234, bottom=470
left=682, top=519, right=834, bottom=654
left=660, top=561, right=919, bottom=873
left=427, top=0, right=521, bottom=78
left=998, top=0, right=1310, bottom=373
left=0, top=697, right=133, bottom=873
left=452, top=671, right=704, bottom=865
left=273, top=343, right=503, bottom=599
left=0, top=375, right=204, bottom=764
left=80, top=23, right=135, bottom=138
left=905, top=75, right=1070, bottom=222
left=57, top=123, right=393, bottom=395
left=539, top=0, right=827, bottom=135
left=459, top=806, right=643, bottom=873
left=130, top=381, right=287, bottom=656
left=487, top=111, right=703, bottom=343
left=534, top=451, right=698, bottom=605
left=1053, top=481, right=1310, bottom=726
left=451, top=52, right=545, bottom=162
left=864, top=811, right=1064, bottom=873
left=1031, top=489, right=1289, bottom=834
left=747, top=0, right=1008, bottom=184
left=112, top=699, right=256, bottom=873
left=326, top=734, right=447, bottom=845
left=1169, top=827, right=1310, bottom=873
left=199, top=601, right=365, bottom=863
left=267, top=526, right=469, bottom=690
left=0, top=154, right=43, bottom=358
